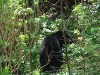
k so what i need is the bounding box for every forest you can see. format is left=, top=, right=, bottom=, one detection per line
left=0, top=0, right=100, bottom=75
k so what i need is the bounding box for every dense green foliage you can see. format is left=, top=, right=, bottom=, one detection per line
left=0, top=0, right=100, bottom=75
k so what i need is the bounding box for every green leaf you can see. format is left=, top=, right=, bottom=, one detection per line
left=96, top=4, right=100, bottom=11
left=1, top=67, right=11, bottom=75
left=93, top=19, right=98, bottom=23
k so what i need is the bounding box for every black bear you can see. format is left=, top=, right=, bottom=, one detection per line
left=40, top=31, right=73, bottom=73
